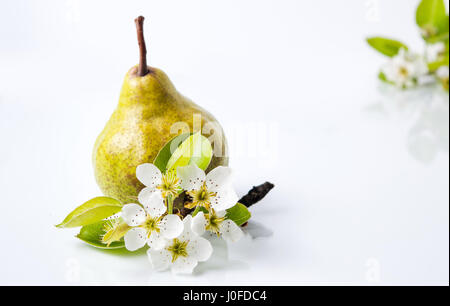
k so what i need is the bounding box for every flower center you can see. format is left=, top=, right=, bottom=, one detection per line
left=398, top=66, right=409, bottom=77
left=167, top=239, right=189, bottom=262
left=206, top=211, right=226, bottom=236
left=141, top=215, right=161, bottom=238
left=157, top=171, right=180, bottom=199
left=186, top=183, right=217, bottom=210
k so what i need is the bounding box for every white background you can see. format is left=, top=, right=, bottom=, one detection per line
left=0, top=0, right=448, bottom=285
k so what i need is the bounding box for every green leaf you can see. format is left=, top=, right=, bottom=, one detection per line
left=378, top=71, right=394, bottom=85
left=56, top=197, right=123, bottom=228
left=76, top=220, right=125, bottom=249
left=416, top=0, right=448, bottom=39
left=166, top=132, right=213, bottom=172
left=367, top=37, right=408, bottom=57
left=153, top=133, right=191, bottom=173
left=226, top=203, right=251, bottom=226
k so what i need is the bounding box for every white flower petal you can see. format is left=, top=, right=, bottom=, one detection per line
left=210, top=188, right=238, bottom=212
left=159, top=214, right=184, bottom=239
left=122, top=203, right=146, bottom=226
left=143, top=192, right=166, bottom=218
left=215, top=210, right=227, bottom=218
left=178, top=215, right=196, bottom=241
left=138, top=187, right=158, bottom=206
left=171, top=256, right=198, bottom=274
left=147, top=248, right=172, bottom=272
left=124, top=227, right=148, bottom=251
left=136, top=163, right=162, bottom=187
left=425, top=42, right=445, bottom=62
left=191, top=212, right=207, bottom=236
left=177, top=164, right=206, bottom=191
left=205, top=166, right=233, bottom=192
left=147, top=231, right=167, bottom=250
left=220, top=220, right=244, bottom=243
left=187, top=237, right=213, bottom=262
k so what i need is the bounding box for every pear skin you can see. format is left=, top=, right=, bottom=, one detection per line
left=93, top=65, right=228, bottom=203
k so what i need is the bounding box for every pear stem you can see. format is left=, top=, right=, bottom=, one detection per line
left=167, top=195, right=173, bottom=215
left=134, top=16, right=148, bottom=76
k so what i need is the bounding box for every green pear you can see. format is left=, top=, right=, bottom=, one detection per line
left=93, top=16, right=228, bottom=203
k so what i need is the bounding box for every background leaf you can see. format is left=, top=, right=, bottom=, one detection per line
left=76, top=220, right=125, bottom=249
left=153, top=133, right=191, bottom=173
left=56, top=197, right=122, bottom=228
left=166, top=132, right=213, bottom=172
left=378, top=71, right=395, bottom=84
left=226, top=203, right=252, bottom=226
left=367, top=37, right=408, bottom=57
left=416, top=0, right=448, bottom=40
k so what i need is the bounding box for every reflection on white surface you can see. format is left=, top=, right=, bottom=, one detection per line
left=192, top=234, right=250, bottom=276
left=242, top=221, right=274, bottom=240
left=365, top=85, right=449, bottom=164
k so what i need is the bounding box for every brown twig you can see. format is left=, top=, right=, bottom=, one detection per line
left=239, top=182, right=275, bottom=208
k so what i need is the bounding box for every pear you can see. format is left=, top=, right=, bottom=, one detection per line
left=93, top=16, right=228, bottom=203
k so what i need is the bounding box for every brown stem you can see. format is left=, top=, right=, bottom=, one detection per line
left=239, top=182, right=275, bottom=208
left=134, top=16, right=148, bottom=76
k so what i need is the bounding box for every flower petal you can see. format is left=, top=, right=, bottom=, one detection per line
left=147, top=248, right=172, bottom=272
left=147, top=231, right=167, bottom=250
left=205, top=166, right=233, bottom=192
left=178, top=215, right=196, bottom=242
left=171, top=256, right=198, bottom=274
left=220, top=220, right=244, bottom=243
left=210, top=188, right=238, bottom=212
left=143, top=192, right=166, bottom=219
left=187, top=237, right=213, bottom=262
left=136, top=163, right=162, bottom=187
left=191, top=212, right=207, bottom=236
left=138, top=187, right=158, bottom=206
left=159, top=214, right=184, bottom=239
left=122, top=203, right=146, bottom=226
left=124, top=227, right=147, bottom=251
left=177, top=164, right=205, bottom=191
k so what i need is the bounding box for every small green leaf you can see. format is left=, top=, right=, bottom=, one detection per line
left=166, top=132, right=213, bottom=172
left=153, top=133, right=191, bottom=173
left=378, top=71, right=394, bottom=85
left=56, top=197, right=123, bottom=228
left=416, top=0, right=448, bottom=39
left=226, top=203, right=251, bottom=226
left=76, top=220, right=125, bottom=249
left=367, top=37, right=408, bottom=57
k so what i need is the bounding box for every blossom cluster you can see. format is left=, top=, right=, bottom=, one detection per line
left=121, top=163, right=243, bottom=274
left=381, top=44, right=448, bottom=90
left=367, top=0, right=449, bottom=91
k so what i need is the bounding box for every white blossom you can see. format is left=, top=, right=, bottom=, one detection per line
left=381, top=48, right=428, bottom=89
left=425, top=42, right=446, bottom=63
left=136, top=163, right=181, bottom=203
left=147, top=215, right=213, bottom=274
left=192, top=211, right=244, bottom=243
left=122, top=193, right=183, bottom=251
left=177, top=165, right=238, bottom=211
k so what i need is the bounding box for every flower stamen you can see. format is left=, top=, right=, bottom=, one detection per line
left=186, top=183, right=217, bottom=210
left=205, top=210, right=226, bottom=236
left=141, top=215, right=161, bottom=238
left=156, top=170, right=181, bottom=199
left=167, top=239, right=189, bottom=262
